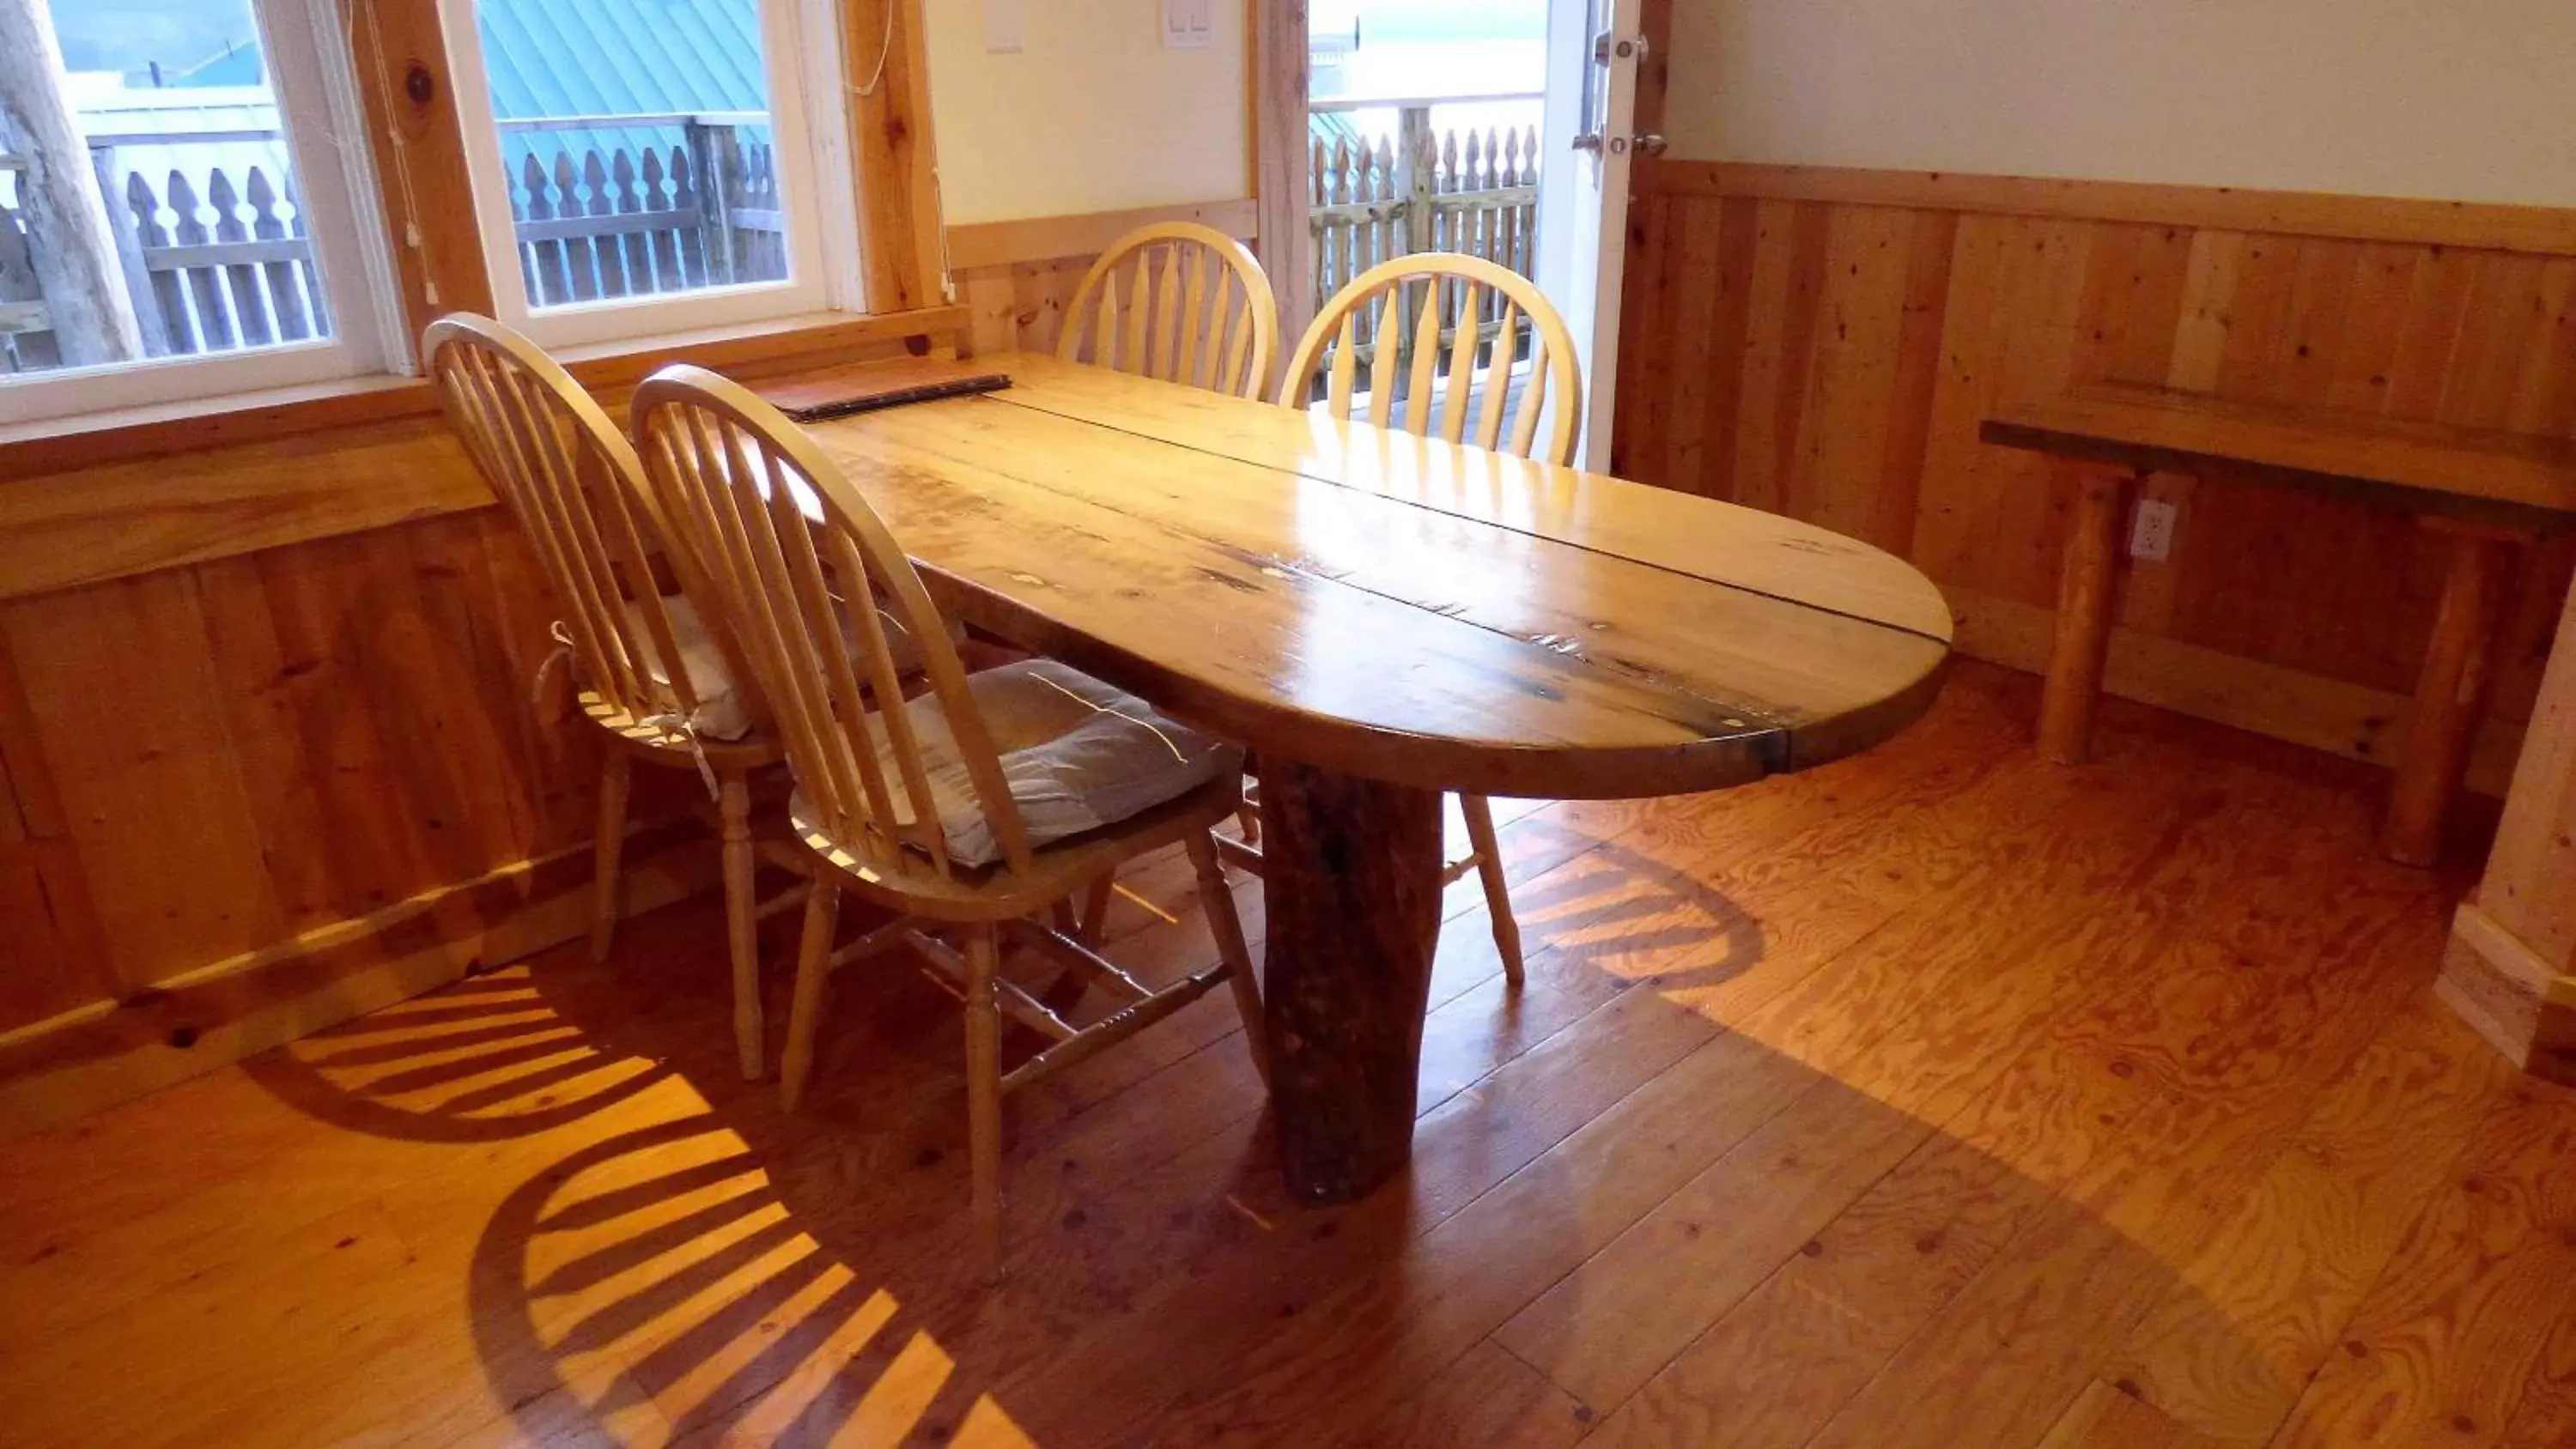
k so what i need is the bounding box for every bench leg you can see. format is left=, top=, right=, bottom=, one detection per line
left=2383, top=524, right=2518, bottom=867
left=2038, top=464, right=2141, bottom=764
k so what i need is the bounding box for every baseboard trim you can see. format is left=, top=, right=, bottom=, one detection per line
left=0, top=822, right=720, bottom=1142
left=2440, top=900, right=2576, bottom=1084
left=1942, top=585, right=2525, bottom=798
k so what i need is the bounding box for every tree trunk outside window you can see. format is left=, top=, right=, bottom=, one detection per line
left=0, top=0, right=143, bottom=367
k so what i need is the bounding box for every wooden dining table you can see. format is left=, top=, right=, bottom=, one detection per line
left=792, top=350, right=1955, bottom=1205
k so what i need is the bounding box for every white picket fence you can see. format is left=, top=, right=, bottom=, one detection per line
left=0, top=116, right=786, bottom=373
left=1306, top=99, right=1541, bottom=384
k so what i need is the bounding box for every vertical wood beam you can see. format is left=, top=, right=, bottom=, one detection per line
left=345, top=0, right=495, bottom=343
left=1252, top=0, right=1312, bottom=393
left=846, top=0, right=948, bottom=315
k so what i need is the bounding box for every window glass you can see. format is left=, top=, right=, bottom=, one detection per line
left=469, top=0, right=793, bottom=312
left=2, top=0, right=341, bottom=379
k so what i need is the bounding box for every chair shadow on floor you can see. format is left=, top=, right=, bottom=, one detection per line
left=237, top=811, right=2296, bottom=1448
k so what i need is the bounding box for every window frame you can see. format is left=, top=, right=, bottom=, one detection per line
left=0, top=0, right=406, bottom=428
left=436, top=0, right=869, bottom=351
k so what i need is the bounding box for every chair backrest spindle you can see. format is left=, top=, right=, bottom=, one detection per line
left=424, top=313, right=731, bottom=728
left=1059, top=221, right=1280, bottom=400
left=1282, top=252, right=1583, bottom=466
left=631, top=366, right=1039, bottom=879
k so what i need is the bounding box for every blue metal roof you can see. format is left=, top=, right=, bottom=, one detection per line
left=474, top=0, right=768, bottom=120
left=468, top=0, right=773, bottom=207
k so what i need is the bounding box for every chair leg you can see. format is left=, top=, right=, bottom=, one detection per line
left=1075, top=873, right=1116, bottom=949
left=719, top=772, right=764, bottom=1081
left=779, top=882, right=841, bottom=1112
left=589, top=751, right=634, bottom=964
left=963, top=922, right=1006, bottom=1284
left=1187, top=829, right=1270, bottom=1088
left=1460, top=794, right=1525, bottom=990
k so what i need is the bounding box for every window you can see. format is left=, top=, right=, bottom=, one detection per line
left=439, top=0, right=865, bottom=349
left=0, top=0, right=400, bottom=425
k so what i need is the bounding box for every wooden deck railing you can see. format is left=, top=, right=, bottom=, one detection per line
left=0, top=115, right=786, bottom=373
left=1305, top=95, right=1541, bottom=379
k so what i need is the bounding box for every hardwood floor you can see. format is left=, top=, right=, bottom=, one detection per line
left=3, top=661, right=2571, bottom=1448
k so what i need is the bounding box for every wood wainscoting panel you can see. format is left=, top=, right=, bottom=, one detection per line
left=0, top=319, right=955, bottom=1125
left=0, top=505, right=720, bottom=1128
left=951, top=202, right=1263, bottom=361
left=1616, top=163, right=2576, bottom=789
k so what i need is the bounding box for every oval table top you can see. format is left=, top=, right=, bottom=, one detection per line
left=796, top=351, right=1953, bottom=800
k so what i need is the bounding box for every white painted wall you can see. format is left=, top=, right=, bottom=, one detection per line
left=1664, top=0, right=2576, bottom=206
left=924, top=0, right=1249, bottom=224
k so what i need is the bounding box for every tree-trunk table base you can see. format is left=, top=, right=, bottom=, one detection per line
left=1255, top=758, right=1446, bottom=1205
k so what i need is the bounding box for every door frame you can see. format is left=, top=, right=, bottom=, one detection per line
left=1245, top=0, right=1674, bottom=427
left=1251, top=0, right=1315, bottom=398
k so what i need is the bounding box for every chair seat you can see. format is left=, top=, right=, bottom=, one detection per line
left=868, top=658, right=1239, bottom=868
left=624, top=591, right=945, bottom=742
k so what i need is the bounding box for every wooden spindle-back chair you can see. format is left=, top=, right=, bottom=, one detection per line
left=1272, top=254, right=1590, bottom=988
left=629, top=363, right=1269, bottom=1280
left=1282, top=250, right=1583, bottom=466
left=424, top=313, right=791, bottom=1082
left=1057, top=221, right=1279, bottom=399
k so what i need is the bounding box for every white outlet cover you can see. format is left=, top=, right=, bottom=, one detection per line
left=985, top=0, right=1025, bottom=53
left=2130, top=497, right=2178, bottom=561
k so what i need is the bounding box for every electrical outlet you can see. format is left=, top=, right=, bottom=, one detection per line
left=2130, top=497, right=2178, bottom=561
left=985, top=0, right=1024, bottom=53
left=1163, top=0, right=1214, bottom=49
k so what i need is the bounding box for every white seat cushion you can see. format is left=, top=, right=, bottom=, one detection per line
left=624, top=592, right=945, bottom=743
left=871, top=658, right=1238, bottom=868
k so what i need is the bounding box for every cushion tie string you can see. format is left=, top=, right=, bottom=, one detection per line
left=529, top=620, right=576, bottom=710
left=1025, top=670, right=1193, bottom=766
left=638, top=710, right=723, bottom=801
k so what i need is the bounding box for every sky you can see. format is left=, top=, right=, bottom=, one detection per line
left=46, top=0, right=261, bottom=76
left=1318, top=0, right=1547, bottom=45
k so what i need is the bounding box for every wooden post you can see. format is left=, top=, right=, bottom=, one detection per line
left=2037, top=462, right=2141, bottom=763
left=2380, top=520, right=2519, bottom=866
left=87, top=146, right=167, bottom=356
left=1397, top=105, right=1435, bottom=257
left=842, top=0, right=946, bottom=313
left=2441, top=561, right=2576, bottom=1083
left=1256, top=757, right=1444, bottom=1206
left=1253, top=0, right=1313, bottom=397
left=0, top=0, right=142, bottom=366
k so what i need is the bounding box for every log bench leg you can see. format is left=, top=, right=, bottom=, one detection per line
left=2382, top=522, right=2520, bottom=867
left=1256, top=757, right=1445, bottom=1206
left=2038, top=464, right=2142, bottom=764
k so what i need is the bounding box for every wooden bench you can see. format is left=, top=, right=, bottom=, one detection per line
left=1982, top=383, right=2576, bottom=866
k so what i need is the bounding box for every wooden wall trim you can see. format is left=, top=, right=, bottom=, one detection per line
left=346, top=0, right=496, bottom=343
left=1253, top=0, right=1315, bottom=379
left=1945, top=585, right=2525, bottom=798
left=0, top=420, right=489, bottom=605
left=0, top=822, right=717, bottom=1143
left=1642, top=160, right=2576, bottom=258
left=848, top=0, right=950, bottom=312
left=1, top=306, right=968, bottom=485
left=945, top=198, right=1261, bottom=272
left=0, top=306, right=965, bottom=603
